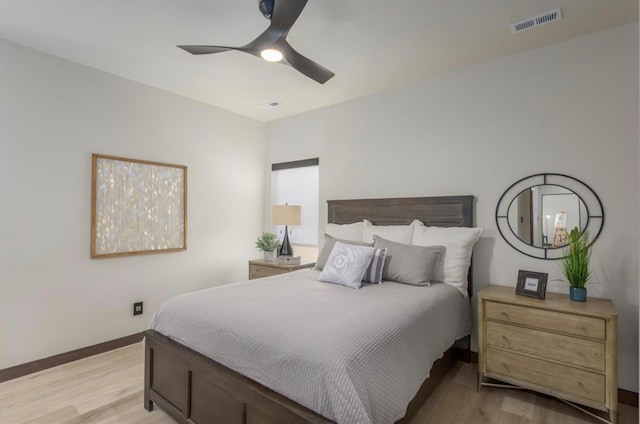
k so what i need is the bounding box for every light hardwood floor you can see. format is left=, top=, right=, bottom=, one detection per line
left=0, top=343, right=636, bottom=424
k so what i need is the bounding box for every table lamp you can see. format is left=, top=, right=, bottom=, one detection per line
left=272, top=204, right=301, bottom=257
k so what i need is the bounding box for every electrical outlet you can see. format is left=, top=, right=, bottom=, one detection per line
left=133, top=301, right=143, bottom=316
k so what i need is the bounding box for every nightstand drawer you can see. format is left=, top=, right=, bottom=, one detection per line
left=486, top=321, right=605, bottom=371
left=486, top=301, right=605, bottom=340
left=250, top=265, right=285, bottom=279
left=486, top=347, right=605, bottom=404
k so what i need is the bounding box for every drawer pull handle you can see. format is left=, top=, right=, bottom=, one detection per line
left=501, top=312, right=509, bottom=319
left=501, top=335, right=510, bottom=344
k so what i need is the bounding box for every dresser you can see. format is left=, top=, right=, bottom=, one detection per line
left=478, top=285, right=618, bottom=423
left=248, top=259, right=315, bottom=280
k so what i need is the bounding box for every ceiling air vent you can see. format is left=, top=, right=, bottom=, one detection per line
left=261, top=100, right=281, bottom=109
left=510, top=8, right=562, bottom=34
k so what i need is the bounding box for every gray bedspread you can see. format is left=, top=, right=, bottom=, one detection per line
left=150, top=269, right=471, bottom=424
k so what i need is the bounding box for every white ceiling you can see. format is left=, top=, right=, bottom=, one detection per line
left=0, top=1, right=636, bottom=122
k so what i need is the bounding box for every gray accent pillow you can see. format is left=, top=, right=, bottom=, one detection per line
left=315, top=234, right=372, bottom=271
left=317, top=243, right=376, bottom=289
left=373, top=235, right=444, bottom=286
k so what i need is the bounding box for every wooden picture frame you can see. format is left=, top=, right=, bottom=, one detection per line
left=515, top=270, right=548, bottom=300
left=91, top=154, right=187, bottom=258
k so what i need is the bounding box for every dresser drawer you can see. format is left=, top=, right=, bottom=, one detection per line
left=249, top=265, right=285, bottom=279
left=486, top=347, right=605, bottom=404
left=486, top=321, right=605, bottom=371
left=486, top=301, right=605, bottom=340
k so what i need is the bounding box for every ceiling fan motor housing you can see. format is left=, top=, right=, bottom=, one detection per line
left=259, top=0, right=275, bottom=19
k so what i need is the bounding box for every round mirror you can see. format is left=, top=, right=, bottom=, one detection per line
left=508, top=185, right=588, bottom=249
left=496, top=174, right=604, bottom=260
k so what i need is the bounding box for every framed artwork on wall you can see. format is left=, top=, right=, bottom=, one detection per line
left=515, top=270, right=548, bottom=300
left=91, top=153, right=187, bottom=258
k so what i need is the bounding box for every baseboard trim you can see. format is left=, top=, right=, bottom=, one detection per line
left=0, top=332, right=144, bottom=383
left=618, top=389, right=639, bottom=407
left=468, top=350, right=638, bottom=406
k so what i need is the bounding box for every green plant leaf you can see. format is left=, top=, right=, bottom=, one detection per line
left=255, top=232, right=280, bottom=251
left=560, top=227, right=593, bottom=289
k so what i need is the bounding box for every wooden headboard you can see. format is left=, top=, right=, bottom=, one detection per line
left=327, top=195, right=475, bottom=296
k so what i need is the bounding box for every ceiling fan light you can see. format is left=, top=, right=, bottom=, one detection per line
left=261, top=49, right=283, bottom=62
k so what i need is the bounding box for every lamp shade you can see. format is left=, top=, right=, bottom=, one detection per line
left=272, top=205, right=301, bottom=226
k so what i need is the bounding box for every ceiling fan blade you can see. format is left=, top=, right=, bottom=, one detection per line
left=282, top=43, right=334, bottom=84
left=271, top=0, right=309, bottom=33
left=242, top=26, right=284, bottom=52
left=178, top=45, right=235, bottom=55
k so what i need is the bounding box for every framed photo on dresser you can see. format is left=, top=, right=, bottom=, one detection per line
left=515, top=270, right=548, bottom=300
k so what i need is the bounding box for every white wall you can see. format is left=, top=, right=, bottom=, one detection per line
left=0, top=38, right=266, bottom=369
left=266, top=24, right=639, bottom=391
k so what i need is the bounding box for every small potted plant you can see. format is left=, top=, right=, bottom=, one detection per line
left=255, top=232, right=280, bottom=262
left=560, top=227, right=593, bottom=302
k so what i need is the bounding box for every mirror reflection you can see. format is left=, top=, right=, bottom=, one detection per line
left=508, top=185, right=587, bottom=248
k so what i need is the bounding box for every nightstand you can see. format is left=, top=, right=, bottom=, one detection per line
left=248, top=259, right=315, bottom=280
left=478, top=285, right=618, bottom=424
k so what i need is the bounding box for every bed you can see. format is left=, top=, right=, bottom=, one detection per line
left=144, top=195, right=475, bottom=424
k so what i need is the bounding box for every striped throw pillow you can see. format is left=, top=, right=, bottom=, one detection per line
left=362, top=248, right=387, bottom=284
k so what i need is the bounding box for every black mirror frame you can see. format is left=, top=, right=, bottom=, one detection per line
left=495, top=173, right=604, bottom=260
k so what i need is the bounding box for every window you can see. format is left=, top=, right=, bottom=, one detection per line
left=272, top=158, right=319, bottom=261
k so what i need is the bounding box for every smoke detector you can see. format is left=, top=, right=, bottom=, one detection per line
left=261, top=100, right=281, bottom=109
left=510, top=8, right=562, bottom=34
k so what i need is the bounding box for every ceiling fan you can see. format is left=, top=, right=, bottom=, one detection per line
left=178, top=0, right=335, bottom=84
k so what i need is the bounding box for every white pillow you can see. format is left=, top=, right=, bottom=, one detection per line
left=317, top=242, right=375, bottom=289
left=411, top=226, right=482, bottom=297
left=325, top=222, right=363, bottom=242
left=315, top=234, right=372, bottom=271
left=362, top=219, right=422, bottom=244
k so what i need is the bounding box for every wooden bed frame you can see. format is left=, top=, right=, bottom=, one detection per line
left=144, top=195, right=474, bottom=424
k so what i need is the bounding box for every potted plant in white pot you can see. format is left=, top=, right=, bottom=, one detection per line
left=255, top=232, right=280, bottom=262
left=561, top=227, right=593, bottom=302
